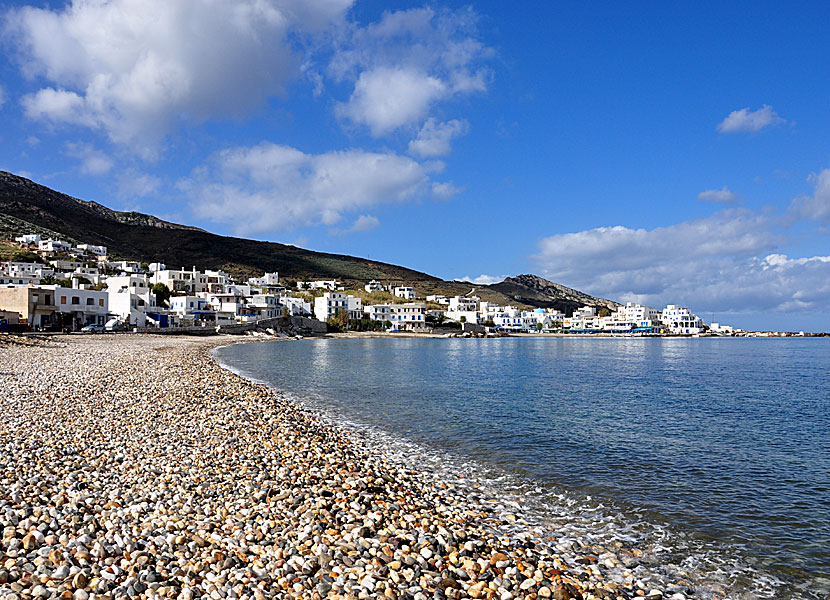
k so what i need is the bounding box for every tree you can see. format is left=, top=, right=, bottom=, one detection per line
left=599, top=307, right=611, bottom=318
left=483, top=319, right=495, bottom=328
left=459, top=316, right=467, bottom=323
left=281, top=306, right=290, bottom=319
left=11, top=250, right=43, bottom=263
left=151, top=283, right=172, bottom=308
left=326, top=309, right=349, bottom=331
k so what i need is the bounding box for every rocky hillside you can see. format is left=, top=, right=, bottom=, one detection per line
left=0, top=171, right=618, bottom=314
left=0, top=171, right=439, bottom=283
left=489, top=274, right=620, bottom=313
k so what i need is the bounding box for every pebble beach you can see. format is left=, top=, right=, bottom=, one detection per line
left=1, top=334, right=698, bottom=600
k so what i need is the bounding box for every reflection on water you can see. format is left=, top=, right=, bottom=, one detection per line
left=216, top=337, right=830, bottom=599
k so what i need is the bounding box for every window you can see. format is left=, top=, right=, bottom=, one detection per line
left=72, top=296, right=80, bottom=305
left=98, top=299, right=104, bottom=307
left=61, top=296, right=66, bottom=304
left=87, top=298, right=94, bottom=305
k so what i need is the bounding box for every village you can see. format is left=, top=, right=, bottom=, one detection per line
left=1, top=233, right=737, bottom=336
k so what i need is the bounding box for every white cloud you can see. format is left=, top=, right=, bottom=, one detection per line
left=431, top=181, right=462, bottom=201
left=717, top=104, right=785, bottom=134
left=330, top=7, right=492, bottom=136
left=345, top=214, right=380, bottom=233
left=117, top=170, right=162, bottom=199
left=789, top=169, right=830, bottom=225
left=181, top=142, right=431, bottom=234
left=0, top=85, right=5, bottom=108
left=408, top=118, right=469, bottom=158
left=64, top=142, right=113, bottom=175
left=7, top=0, right=353, bottom=155
left=22, top=88, right=95, bottom=127
left=697, top=186, right=737, bottom=204
left=530, top=209, right=830, bottom=314
left=336, top=68, right=446, bottom=136
left=455, top=274, right=506, bottom=285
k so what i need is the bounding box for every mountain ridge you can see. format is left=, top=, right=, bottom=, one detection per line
left=0, top=171, right=618, bottom=314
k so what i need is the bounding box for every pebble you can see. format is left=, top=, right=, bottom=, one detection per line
left=0, top=334, right=686, bottom=600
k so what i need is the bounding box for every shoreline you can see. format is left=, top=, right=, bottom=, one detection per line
left=2, top=334, right=721, bottom=600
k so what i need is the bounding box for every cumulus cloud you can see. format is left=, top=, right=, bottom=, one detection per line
left=340, top=214, right=380, bottom=234
left=698, top=186, right=737, bottom=204
left=408, top=118, right=469, bottom=158
left=7, top=0, right=353, bottom=154
left=717, top=104, right=785, bottom=134
left=181, top=142, right=440, bottom=234
left=455, top=274, right=507, bottom=285
left=64, top=141, right=113, bottom=175
left=336, top=68, right=447, bottom=136
left=789, top=169, right=830, bottom=225
left=530, top=209, right=830, bottom=314
left=331, top=7, right=492, bottom=136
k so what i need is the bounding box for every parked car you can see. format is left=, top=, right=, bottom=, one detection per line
left=80, top=324, right=106, bottom=333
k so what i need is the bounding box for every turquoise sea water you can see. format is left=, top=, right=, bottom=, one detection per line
left=215, top=337, right=830, bottom=599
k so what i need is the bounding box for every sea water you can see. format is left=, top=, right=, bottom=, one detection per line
left=215, top=337, right=830, bottom=599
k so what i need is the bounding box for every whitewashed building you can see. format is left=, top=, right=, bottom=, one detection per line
left=50, top=285, right=109, bottom=328
left=38, top=239, right=72, bottom=253
left=76, top=244, right=107, bottom=256
left=364, top=304, right=393, bottom=323
left=248, top=272, right=280, bottom=288
left=247, top=294, right=281, bottom=319
left=314, top=291, right=349, bottom=322
left=280, top=296, right=311, bottom=317
left=364, top=280, right=384, bottom=292
left=390, top=302, right=426, bottom=326
left=660, top=305, right=704, bottom=334
left=393, top=286, right=416, bottom=300
left=15, top=234, right=41, bottom=245
left=106, top=275, right=153, bottom=327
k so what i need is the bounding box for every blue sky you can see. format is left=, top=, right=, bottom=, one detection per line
left=1, top=1, right=829, bottom=331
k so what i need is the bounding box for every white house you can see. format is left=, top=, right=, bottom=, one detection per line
left=208, top=291, right=249, bottom=318
left=38, top=239, right=72, bottom=253
left=314, top=291, right=349, bottom=322
left=76, top=244, right=107, bottom=256
left=0, top=274, right=42, bottom=286
left=660, top=304, right=704, bottom=334
left=168, top=295, right=220, bottom=324
left=426, top=295, right=448, bottom=304
left=364, top=280, right=384, bottom=293
left=449, top=296, right=478, bottom=312
left=247, top=294, right=281, bottom=319
left=152, top=268, right=200, bottom=294
left=106, top=275, right=153, bottom=327
left=393, top=286, right=416, bottom=300
left=1, top=262, right=54, bottom=278
left=619, top=302, right=661, bottom=328
left=347, top=296, right=363, bottom=320
left=280, top=296, right=311, bottom=317
left=50, top=285, right=109, bottom=328
left=364, top=304, right=393, bottom=323
left=248, top=272, right=280, bottom=288
left=389, top=302, right=426, bottom=327
left=15, top=234, right=41, bottom=245
left=106, top=260, right=142, bottom=274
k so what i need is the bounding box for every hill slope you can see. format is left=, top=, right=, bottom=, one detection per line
left=0, top=171, right=438, bottom=283
left=0, top=171, right=618, bottom=313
